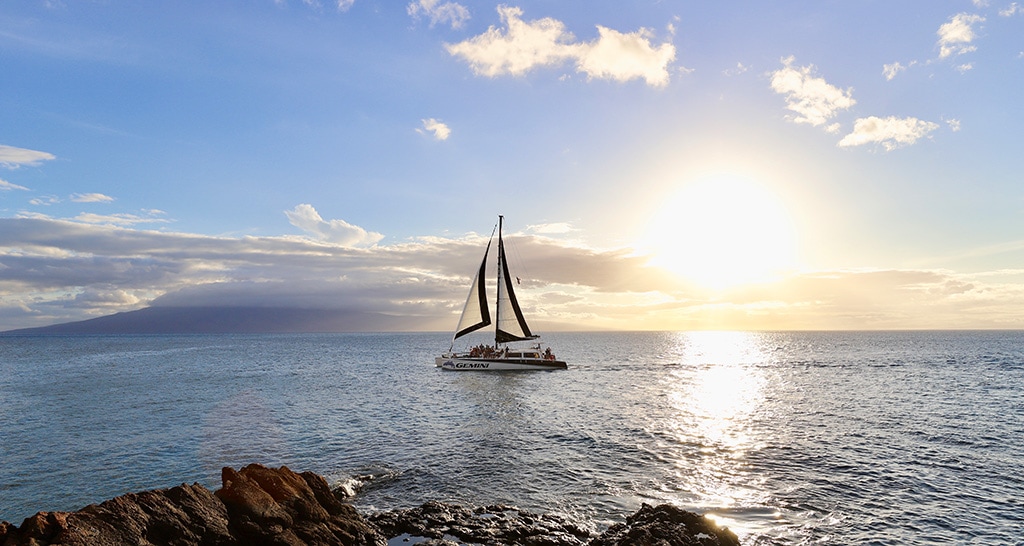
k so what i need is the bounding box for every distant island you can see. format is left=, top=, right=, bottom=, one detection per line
left=0, top=306, right=438, bottom=335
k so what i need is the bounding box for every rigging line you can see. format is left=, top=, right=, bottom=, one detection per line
left=503, top=223, right=531, bottom=285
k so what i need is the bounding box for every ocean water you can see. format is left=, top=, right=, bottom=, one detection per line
left=1, top=331, right=1022, bottom=544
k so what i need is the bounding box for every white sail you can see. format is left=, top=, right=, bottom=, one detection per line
left=495, top=217, right=537, bottom=343
left=453, top=240, right=492, bottom=342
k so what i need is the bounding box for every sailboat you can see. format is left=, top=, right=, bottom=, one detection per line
left=435, top=215, right=567, bottom=371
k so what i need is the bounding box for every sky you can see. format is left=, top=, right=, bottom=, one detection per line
left=1, top=0, right=1023, bottom=332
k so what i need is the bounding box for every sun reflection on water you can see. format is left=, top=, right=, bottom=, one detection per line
left=657, top=331, right=779, bottom=537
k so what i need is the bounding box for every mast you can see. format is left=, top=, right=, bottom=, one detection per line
left=495, top=215, right=538, bottom=344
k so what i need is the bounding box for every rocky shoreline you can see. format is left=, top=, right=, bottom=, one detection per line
left=0, top=463, right=740, bottom=546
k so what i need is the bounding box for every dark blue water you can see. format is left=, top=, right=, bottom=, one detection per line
left=1, top=331, right=1022, bottom=544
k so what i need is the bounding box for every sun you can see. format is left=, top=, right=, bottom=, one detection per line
left=642, top=174, right=798, bottom=290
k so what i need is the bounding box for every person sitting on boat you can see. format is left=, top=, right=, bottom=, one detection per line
left=544, top=347, right=554, bottom=360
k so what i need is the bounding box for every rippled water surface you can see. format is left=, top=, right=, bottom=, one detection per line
left=2, top=331, right=1023, bottom=544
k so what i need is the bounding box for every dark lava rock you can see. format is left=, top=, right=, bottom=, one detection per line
left=590, top=503, right=740, bottom=546
left=0, top=466, right=740, bottom=546
left=369, top=501, right=592, bottom=546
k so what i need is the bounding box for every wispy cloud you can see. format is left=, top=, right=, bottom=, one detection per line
left=282, top=0, right=355, bottom=11
left=418, top=118, right=451, bottom=140
left=838, top=116, right=940, bottom=151
left=1, top=179, right=30, bottom=191
left=937, top=13, right=985, bottom=58
left=527, top=222, right=576, bottom=235
left=1000, top=2, right=1021, bottom=16
left=28, top=196, right=60, bottom=206
left=770, top=56, right=855, bottom=130
left=408, top=0, right=470, bottom=29
left=445, top=6, right=676, bottom=87
left=0, top=144, right=56, bottom=169
left=70, top=192, right=115, bottom=203
left=285, top=204, right=384, bottom=247
left=723, top=62, right=749, bottom=76
left=73, top=210, right=169, bottom=226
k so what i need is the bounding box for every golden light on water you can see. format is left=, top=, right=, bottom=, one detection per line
left=662, top=331, right=778, bottom=536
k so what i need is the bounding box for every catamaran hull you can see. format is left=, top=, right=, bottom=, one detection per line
left=435, top=356, right=567, bottom=371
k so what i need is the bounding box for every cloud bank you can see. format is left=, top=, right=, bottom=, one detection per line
left=3, top=214, right=1024, bottom=332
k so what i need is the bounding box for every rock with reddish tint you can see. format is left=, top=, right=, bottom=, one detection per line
left=0, top=464, right=381, bottom=546
left=0, top=482, right=232, bottom=546
left=215, top=464, right=381, bottom=546
left=590, top=503, right=740, bottom=546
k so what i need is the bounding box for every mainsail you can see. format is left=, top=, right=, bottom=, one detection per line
left=496, top=221, right=536, bottom=343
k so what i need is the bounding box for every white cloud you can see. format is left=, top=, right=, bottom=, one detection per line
left=883, top=61, right=906, bottom=80
left=575, top=26, right=676, bottom=87
left=999, top=2, right=1020, bottom=16
left=445, top=6, right=579, bottom=77
left=0, top=144, right=56, bottom=169
left=956, top=62, right=974, bottom=73
left=770, top=56, right=856, bottom=128
left=838, top=116, right=940, bottom=151
left=419, top=118, right=451, bottom=140
left=445, top=5, right=675, bottom=87
left=70, top=192, right=115, bottom=203
left=937, top=13, right=985, bottom=59
left=285, top=204, right=384, bottom=247
left=1, top=179, right=30, bottom=191
left=947, top=118, right=962, bottom=131
left=407, top=0, right=470, bottom=29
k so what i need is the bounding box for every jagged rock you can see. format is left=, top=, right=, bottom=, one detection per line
left=0, top=464, right=382, bottom=546
left=0, top=467, right=740, bottom=546
left=0, top=482, right=232, bottom=546
left=590, top=503, right=739, bottom=546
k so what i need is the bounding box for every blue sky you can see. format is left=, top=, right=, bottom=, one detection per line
left=1, top=0, right=1023, bottom=331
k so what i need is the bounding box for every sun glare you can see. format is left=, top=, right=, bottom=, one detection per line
left=643, top=174, right=797, bottom=290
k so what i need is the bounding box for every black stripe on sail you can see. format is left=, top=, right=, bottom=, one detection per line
left=454, top=244, right=492, bottom=340
left=496, top=328, right=537, bottom=344
left=497, top=236, right=537, bottom=342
